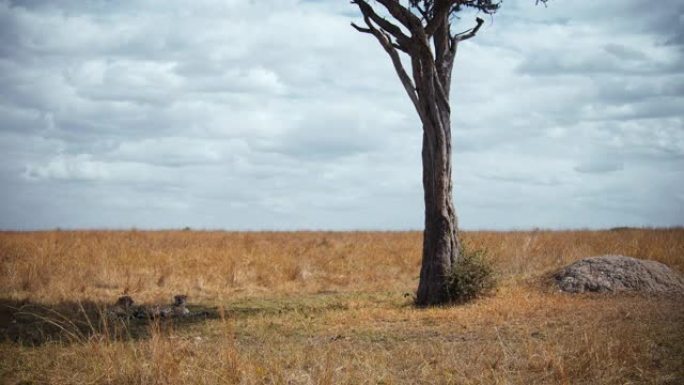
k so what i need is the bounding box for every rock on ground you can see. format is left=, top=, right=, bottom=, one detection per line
left=554, top=255, right=684, bottom=294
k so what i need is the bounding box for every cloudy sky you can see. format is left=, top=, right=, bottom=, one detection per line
left=0, top=0, right=682, bottom=231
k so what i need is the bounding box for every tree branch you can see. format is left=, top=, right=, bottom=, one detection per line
left=425, top=0, right=455, bottom=36
left=352, top=21, right=410, bottom=53
left=353, top=14, right=425, bottom=121
left=350, top=22, right=372, bottom=34
left=433, top=71, right=451, bottom=113
left=410, top=1, right=430, bottom=21
left=351, top=0, right=412, bottom=48
left=441, top=17, right=484, bottom=87
left=375, top=0, right=424, bottom=33
left=451, top=16, right=484, bottom=43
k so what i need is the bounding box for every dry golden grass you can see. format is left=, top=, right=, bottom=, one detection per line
left=1, top=228, right=683, bottom=384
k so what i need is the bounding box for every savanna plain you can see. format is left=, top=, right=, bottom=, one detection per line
left=1, top=228, right=683, bottom=385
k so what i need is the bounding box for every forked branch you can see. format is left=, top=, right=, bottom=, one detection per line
left=351, top=0, right=413, bottom=49
left=351, top=15, right=425, bottom=121
left=375, top=0, right=425, bottom=33
left=443, top=16, right=484, bottom=69
left=452, top=17, right=484, bottom=44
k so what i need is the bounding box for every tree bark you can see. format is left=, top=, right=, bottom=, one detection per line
left=415, top=100, right=461, bottom=306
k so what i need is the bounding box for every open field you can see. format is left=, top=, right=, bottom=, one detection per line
left=1, top=228, right=683, bottom=384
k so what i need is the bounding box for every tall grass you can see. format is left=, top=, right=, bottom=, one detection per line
left=1, top=228, right=681, bottom=304
left=1, top=228, right=682, bottom=384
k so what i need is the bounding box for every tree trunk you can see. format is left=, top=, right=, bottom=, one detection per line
left=349, top=0, right=479, bottom=306
left=415, top=108, right=461, bottom=306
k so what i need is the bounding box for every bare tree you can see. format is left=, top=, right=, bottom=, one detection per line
left=351, top=0, right=547, bottom=306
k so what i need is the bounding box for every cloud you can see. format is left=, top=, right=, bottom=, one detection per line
left=0, top=0, right=682, bottom=230
left=109, top=137, right=238, bottom=167
left=23, top=153, right=183, bottom=185
left=575, top=158, right=624, bottom=174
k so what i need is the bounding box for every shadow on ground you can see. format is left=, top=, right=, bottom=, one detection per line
left=0, top=291, right=408, bottom=346
left=0, top=298, right=221, bottom=346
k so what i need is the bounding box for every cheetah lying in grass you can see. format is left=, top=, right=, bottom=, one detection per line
left=108, top=294, right=208, bottom=320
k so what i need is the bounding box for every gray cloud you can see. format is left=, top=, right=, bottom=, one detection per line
left=0, top=0, right=682, bottom=230
left=575, top=158, right=624, bottom=174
